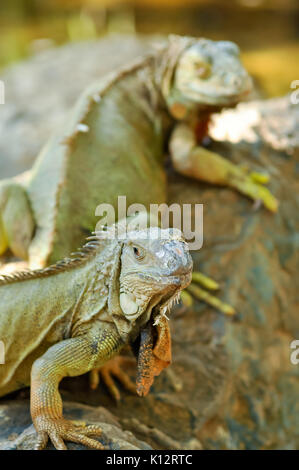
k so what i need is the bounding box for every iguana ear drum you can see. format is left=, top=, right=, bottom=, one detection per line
left=136, top=317, right=171, bottom=397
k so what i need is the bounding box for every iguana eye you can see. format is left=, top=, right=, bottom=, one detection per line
left=132, top=245, right=144, bottom=260
left=195, top=61, right=211, bottom=79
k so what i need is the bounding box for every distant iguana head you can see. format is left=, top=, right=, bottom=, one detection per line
left=118, top=227, right=192, bottom=325
left=160, top=35, right=252, bottom=118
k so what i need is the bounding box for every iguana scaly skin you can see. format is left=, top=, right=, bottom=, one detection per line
left=0, top=35, right=277, bottom=311
left=0, top=226, right=192, bottom=449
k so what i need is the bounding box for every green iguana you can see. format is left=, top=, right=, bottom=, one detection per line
left=0, top=225, right=192, bottom=450
left=0, top=35, right=277, bottom=311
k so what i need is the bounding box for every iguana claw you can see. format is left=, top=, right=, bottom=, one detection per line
left=232, top=171, right=278, bottom=213
left=34, top=417, right=104, bottom=450
left=90, top=356, right=136, bottom=402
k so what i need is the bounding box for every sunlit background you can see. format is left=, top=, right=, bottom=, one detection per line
left=0, top=0, right=298, bottom=97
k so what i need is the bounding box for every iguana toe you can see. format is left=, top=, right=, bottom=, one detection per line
left=35, top=431, right=49, bottom=450
left=90, top=355, right=136, bottom=401
left=187, top=283, right=236, bottom=315
left=181, top=270, right=235, bottom=315
left=232, top=174, right=278, bottom=213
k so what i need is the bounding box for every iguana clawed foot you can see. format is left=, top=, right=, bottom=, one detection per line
left=181, top=271, right=235, bottom=315
left=231, top=166, right=278, bottom=213
left=34, top=417, right=104, bottom=450
left=90, top=355, right=137, bottom=402
left=170, top=123, right=278, bottom=213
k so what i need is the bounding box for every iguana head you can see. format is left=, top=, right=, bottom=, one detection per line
left=118, top=227, right=192, bottom=325
left=111, top=226, right=192, bottom=396
left=161, top=35, right=252, bottom=118
left=72, top=223, right=192, bottom=395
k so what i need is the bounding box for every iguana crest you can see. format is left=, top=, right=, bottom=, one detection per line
left=0, top=235, right=104, bottom=285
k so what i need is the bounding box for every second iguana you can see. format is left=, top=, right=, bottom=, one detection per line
left=0, top=225, right=192, bottom=449
left=0, top=34, right=277, bottom=310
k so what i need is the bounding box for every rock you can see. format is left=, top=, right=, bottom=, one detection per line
left=210, top=94, right=299, bottom=154
left=0, top=36, right=298, bottom=450
left=0, top=400, right=151, bottom=450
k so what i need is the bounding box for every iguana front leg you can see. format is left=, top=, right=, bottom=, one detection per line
left=169, top=123, right=277, bottom=314
left=169, top=123, right=278, bottom=213
left=31, top=330, right=123, bottom=450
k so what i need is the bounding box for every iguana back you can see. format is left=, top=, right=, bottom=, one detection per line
left=27, top=60, right=168, bottom=267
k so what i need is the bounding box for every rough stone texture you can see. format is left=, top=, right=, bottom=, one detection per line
left=0, top=36, right=298, bottom=450
left=166, top=139, right=299, bottom=450
left=0, top=400, right=151, bottom=450
left=211, top=95, right=299, bottom=154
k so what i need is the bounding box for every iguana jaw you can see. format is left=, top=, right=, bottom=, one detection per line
left=119, top=229, right=191, bottom=312
left=120, top=255, right=191, bottom=389
left=119, top=277, right=188, bottom=324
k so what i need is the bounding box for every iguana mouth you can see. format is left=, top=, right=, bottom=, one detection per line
left=127, top=272, right=192, bottom=289
left=139, top=272, right=190, bottom=284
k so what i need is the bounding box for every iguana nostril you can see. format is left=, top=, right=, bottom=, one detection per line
left=230, top=76, right=242, bottom=88
left=166, top=253, right=192, bottom=276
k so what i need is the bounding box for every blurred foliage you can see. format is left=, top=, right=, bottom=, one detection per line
left=242, top=44, right=299, bottom=97
left=0, top=0, right=298, bottom=96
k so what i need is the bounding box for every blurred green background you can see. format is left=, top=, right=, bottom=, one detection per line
left=0, top=0, right=298, bottom=96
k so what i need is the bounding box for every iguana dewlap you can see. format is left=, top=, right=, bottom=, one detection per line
left=0, top=35, right=277, bottom=271
left=0, top=226, right=192, bottom=449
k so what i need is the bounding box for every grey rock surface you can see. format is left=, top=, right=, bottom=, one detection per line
left=211, top=95, right=299, bottom=154
left=0, top=400, right=152, bottom=450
